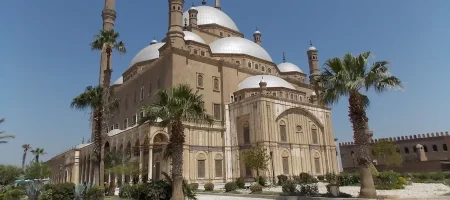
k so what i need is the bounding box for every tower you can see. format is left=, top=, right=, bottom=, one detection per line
left=253, top=28, right=262, bottom=46
left=98, top=0, right=117, bottom=85
left=215, top=0, right=221, bottom=10
left=188, top=6, right=198, bottom=29
left=307, top=41, right=319, bottom=85
left=167, top=0, right=186, bottom=48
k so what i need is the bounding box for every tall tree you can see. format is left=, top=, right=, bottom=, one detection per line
left=240, top=146, right=270, bottom=177
left=141, top=84, right=213, bottom=200
left=0, top=118, right=15, bottom=144
left=317, top=52, right=402, bottom=198
left=90, top=29, right=126, bottom=186
left=71, top=86, right=118, bottom=185
left=0, top=165, right=23, bottom=186
left=371, top=139, right=402, bottom=169
left=22, top=144, right=32, bottom=170
left=30, top=148, right=46, bottom=163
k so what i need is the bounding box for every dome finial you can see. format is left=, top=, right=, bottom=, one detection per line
left=192, top=2, right=195, bottom=7
left=282, top=52, right=286, bottom=63
left=259, top=76, right=267, bottom=88
left=310, top=40, right=313, bottom=46
left=202, top=0, right=207, bottom=5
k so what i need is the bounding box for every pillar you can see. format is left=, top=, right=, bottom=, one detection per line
left=148, top=147, right=153, bottom=181
left=139, top=147, right=144, bottom=182
left=72, top=150, right=80, bottom=185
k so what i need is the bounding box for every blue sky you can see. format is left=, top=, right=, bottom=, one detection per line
left=1, top=0, right=449, bottom=165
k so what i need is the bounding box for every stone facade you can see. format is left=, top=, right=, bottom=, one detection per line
left=339, top=132, right=450, bottom=173
left=46, top=0, right=339, bottom=185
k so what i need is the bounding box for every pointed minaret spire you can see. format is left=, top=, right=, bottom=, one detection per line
left=202, top=0, right=207, bottom=5
left=167, top=0, right=186, bottom=47
left=282, top=52, right=286, bottom=63
left=82, top=137, right=85, bottom=144
left=99, top=0, right=116, bottom=85
left=253, top=27, right=262, bottom=46
left=184, top=18, right=188, bottom=30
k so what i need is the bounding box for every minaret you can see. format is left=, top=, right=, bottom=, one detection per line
left=253, top=28, right=262, bottom=46
left=167, top=0, right=186, bottom=48
left=98, top=0, right=117, bottom=85
left=215, top=0, right=221, bottom=10
left=188, top=6, right=198, bottom=28
left=307, top=41, right=319, bottom=85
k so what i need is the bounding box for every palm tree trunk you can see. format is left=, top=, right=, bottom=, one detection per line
left=99, top=49, right=112, bottom=187
left=93, top=107, right=103, bottom=186
left=36, top=155, right=39, bottom=163
left=22, top=152, right=27, bottom=169
left=171, top=120, right=185, bottom=200
left=348, top=92, right=376, bottom=198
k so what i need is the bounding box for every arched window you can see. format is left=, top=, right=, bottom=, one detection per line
left=413, top=146, right=417, bottom=153
left=314, top=152, right=321, bottom=174
left=279, top=121, right=287, bottom=142
left=432, top=145, right=438, bottom=152
left=311, top=125, right=318, bottom=144
left=197, top=74, right=203, bottom=87
left=268, top=68, right=272, bottom=73
left=197, top=153, right=206, bottom=178
left=281, top=151, right=290, bottom=175
left=243, top=122, right=250, bottom=144
left=213, top=78, right=219, bottom=91
left=255, top=64, right=259, bottom=70
left=214, top=154, right=223, bottom=177
left=443, top=144, right=448, bottom=152
left=248, top=62, right=252, bottom=68
left=404, top=147, right=409, bottom=154
left=262, top=66, right=265, bottom=71
left=423, top=145, right=428, bottom=152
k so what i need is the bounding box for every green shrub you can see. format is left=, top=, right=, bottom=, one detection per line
left=398, top=177, right=407, bottom=185
left=281, top=180, right=296, bottom=194
left=338, top=173, right=360, bottom=186
left=296, top=173, right=314, bottom=184
left=235, top=177, right=245, bottom=189
left=249, top=183, right=262, bottom=193
left=4, top=189, right=24, bottom=200
left=204, top=182, right=214, bottom=191
left=0, top=193, right=4, bottom=199
left=375, top=171, right=405, bottom=190
left=43, top=183, right=75, bottom=200
left=119, top=184, right=134, bottom=199
left=83, top=186, right=104, bottom=200
left=299, top=184, right=319, bottom=196
left=188, top=183, right=199, bottom=191
left=254, top=176, right=267, bottom=187
left=38, top=189, right=52, bottom=200
left=370, top=163, right=379, bottom=177
left=317, top=175, right=324, bottom=181
left=277, top=175, right=288, bottom=186
left=224, top=182, right=237, bottom=192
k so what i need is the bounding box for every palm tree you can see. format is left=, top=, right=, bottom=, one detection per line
left=141, top=84, right=213, bottom=200
left=0, top=118, right=15, bottom=144
left=71, top=86, right=118, bottom=185
left=317, top=52, right=402, bottom=198
left=30, top=148, right=47, bottom=163
left=90, top=29, right=126, bottom=185
left=22, top=144, right=32, bottom=169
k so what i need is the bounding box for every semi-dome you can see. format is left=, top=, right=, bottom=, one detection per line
left=183, top=31, right=206, bottom=44
left=238, top=75, right=295, bottom=90
left=277, top=62, right=303, bottom=73
left=308, top=46, right=317, bottom=51
left=113, top=76, right=123, bottom=85
left=183, top=6, right=239, bottom=32
left=129, top=42, right=165, bottom=67
left=209, top=37, right=273, bottom=62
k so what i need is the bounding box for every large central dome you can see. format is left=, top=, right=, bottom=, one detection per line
left=209, top=37, right=273, bottom=62
left=183, top=6, right=239, bottom=32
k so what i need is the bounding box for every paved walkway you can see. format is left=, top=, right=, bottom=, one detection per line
left=197, top=194, right=268, bottom=200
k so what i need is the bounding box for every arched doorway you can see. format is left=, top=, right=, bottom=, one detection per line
left=151, top=133, right=169, bottom=181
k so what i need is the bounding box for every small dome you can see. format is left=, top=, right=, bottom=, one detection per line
left=150, top=39, right=158, bottom=45
left=277, top=62, right=303, bottom=73
left=189, top=6, right=197, bottom=11
left=254, top=30, right=261, bottom=35
left=308, top=46, right=317, bottom=51
left=113, top=76, right=123, bottom=85
left=183, top=6, right=239, bottom=31
left=238, top=75, right=295, bottom=90
left=209, top=37, right=273, bottom=62
left=183, top=31, right=206, bottom=44
left=129, top=42, right=165, bottom=68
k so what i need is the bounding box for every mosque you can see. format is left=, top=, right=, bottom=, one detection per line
left=46, top=0, right=340, bottom=186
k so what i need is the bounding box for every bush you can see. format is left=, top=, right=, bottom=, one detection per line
left=204, top=182, right=214, bottom=191
left=254, top=176, right=267, bottom=187
left=224, top=182, right=237, bottom=192
left=119, top=184, right=134, bottom=199
left=375, top=171, right=405, bottom=190
left=299, top=184, right=319, bottom=196
left=398, top=177, right=407, bottom=185
left=370, top=163, right=379, bottom=177
left=281, top=180, right=296, bottom=194
left=317, top=175, right=324, bottom=181
left=188, top=183, right=199, bottom=191
left=235, top=177, right=245, bottom=189
left=297, top=173, right=314, bottom=184
left=43, top=183, right=75, bottom=200
left=249, top=183, right=262, bottom=193
left=83, top=186, right=104, bottom=200
left=4, top=188, right=24, bottom=200
left=38, top=189, right=52, bottom=200
left=338, top=173, right=360, bottom=186
left=277, top=175, right=288, bottom=186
